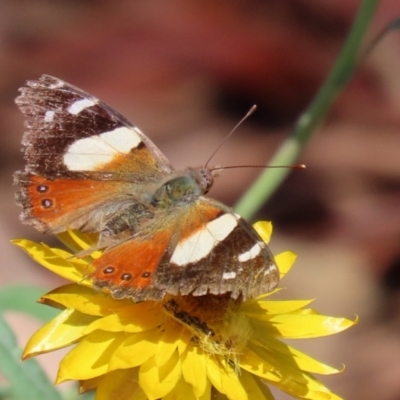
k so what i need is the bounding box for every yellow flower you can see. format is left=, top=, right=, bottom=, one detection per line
left=13, top=222, right=355, bottom=400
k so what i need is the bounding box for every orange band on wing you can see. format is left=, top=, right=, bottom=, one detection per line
left=22, top=176, right=127, bottom=230
left=178, top=203, right=221, bottom=241
left=91, top=230, right=171, bottom=290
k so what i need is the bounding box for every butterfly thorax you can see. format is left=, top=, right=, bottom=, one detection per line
left=151, top=167, right=214, bottom=209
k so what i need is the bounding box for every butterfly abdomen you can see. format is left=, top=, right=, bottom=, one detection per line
left=98, top=202, right=155, bottom=247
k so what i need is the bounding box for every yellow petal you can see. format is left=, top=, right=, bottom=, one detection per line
left=253, top=221, right=273, bottom=244
left=57, top=230, right=99, bottom=256
left=109, top=328, right=161, bottom=371
left=12, top=239, right=90, bottom=284
left=139, top=351, right=182, bottom=400
left=239, top=371, right=274, bottom=400
left=177, top=328, right=191, bottom=355
left=23, top=309, right=97, bottom=359
left=239, top=348, right=279, bottom=382
left=244, top=344, right=342, bottom=399
left=56, top=331, right=127, bottom=383
left=162, top=379, right=211, bottom=400
left=242, top=299, right=314, bottom=316
left=42, top=284, right=131, bottom=316
left=182, top=345, right=208, bottom=398
left=155, top=321, right=183, bottom=367
left=274, top=251, right=297, bottom=279
left=285, top=345, right=342, bottom=375
left=84, top=301, right=165, bottom=335
left=96, top=368, right=146, bottom=400
left=253, top=313, right=357, bottom=339
left=250, top=334, right=342, bottom=375
left=205, top=356, right=248, bottom=400
left=273, top=373, right=343, bottom=400
left=79, top=376, right=103, bottom=393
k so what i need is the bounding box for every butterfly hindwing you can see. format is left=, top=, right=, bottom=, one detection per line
left=91, top=198, right=279, bottom=301
left=14, top=173, right=155, bottom=236
left=156, top=199, right=279, bottom=300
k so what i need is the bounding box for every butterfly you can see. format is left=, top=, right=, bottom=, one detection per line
left=14, top=75, right=279, bottom=302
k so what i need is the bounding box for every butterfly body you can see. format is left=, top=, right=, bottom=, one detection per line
left=14, top=75, right=279, bottom=301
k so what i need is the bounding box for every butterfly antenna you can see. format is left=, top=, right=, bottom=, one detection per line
left=204, top=105, right=257, bottom=168
left=209, top=164, right=306, bottom=172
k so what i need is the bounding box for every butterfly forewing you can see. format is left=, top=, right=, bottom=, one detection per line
left=14, top=75, right=170, bottom=235
left=15, top=75, right=173, bottom=179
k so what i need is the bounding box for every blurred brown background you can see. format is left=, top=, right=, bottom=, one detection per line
left=2, top=1, right=400, bottom=399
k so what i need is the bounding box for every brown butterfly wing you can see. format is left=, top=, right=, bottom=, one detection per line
left=14, top=75, right=172, bottom=235
left=91, top=198, right=279, bottom=301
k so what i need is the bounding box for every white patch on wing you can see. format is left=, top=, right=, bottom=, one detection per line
left=99, top=128, right=142, bottom=153
left=63, top=127, right=142, bottom=170
left=68, top=98, right=97, bottom=115
left=222, top=271, right=236, bottom=280
left=44, top=110, right=55, bottom=122
left=171, top=213, right=238, bottom=266
left=238, top=242, right=262, bottom=262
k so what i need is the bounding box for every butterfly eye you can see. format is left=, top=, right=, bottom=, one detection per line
left=141, top=271, right=151, bottom=278
left=103, top=266, right=114, bottom=274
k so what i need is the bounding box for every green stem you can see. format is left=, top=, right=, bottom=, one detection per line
left=235, top=0, right=379, bottom=220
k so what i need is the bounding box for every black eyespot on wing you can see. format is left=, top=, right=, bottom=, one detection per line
left=121, top=273, right=132, bottom=281
left=37, top=185, right=48, bottom=193
left=41, top=199, right=52, bottom=208
left=103, top=266, right=115, bottom=274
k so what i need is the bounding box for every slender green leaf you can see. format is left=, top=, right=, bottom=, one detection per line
left=0, top=313, right=62, bottom=400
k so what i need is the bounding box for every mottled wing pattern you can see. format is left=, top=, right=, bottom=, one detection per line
left=15, top=75, right=173, bottom=179
left=157, top=198, right=279, bottom=300
left=91, top=197, right=279, bottom=301
left=14, top=75, right=172, bottom=235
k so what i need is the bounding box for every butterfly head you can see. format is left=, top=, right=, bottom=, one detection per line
left=186, top=166, right=215, bottom=195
